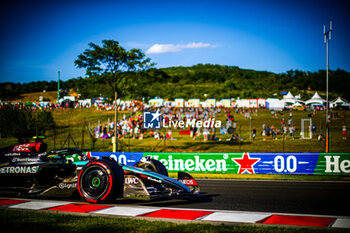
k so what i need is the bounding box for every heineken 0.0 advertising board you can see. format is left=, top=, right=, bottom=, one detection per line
left=86, top=152, right=350, bottom=175
left=144, top=152, right=323, bottom=174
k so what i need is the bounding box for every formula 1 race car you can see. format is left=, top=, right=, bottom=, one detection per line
left=0, top=138, right=200, bottom=203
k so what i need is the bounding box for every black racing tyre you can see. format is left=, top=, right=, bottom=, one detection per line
left=151, top=159, right=168, bottom=177
left=77, top=159, right=124, bottom=203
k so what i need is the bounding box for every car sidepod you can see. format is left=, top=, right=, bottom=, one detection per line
left=122, top=165, right=192, bottom=201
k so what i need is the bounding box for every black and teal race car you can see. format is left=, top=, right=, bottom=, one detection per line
left=0, top=139, right=200, bottom=203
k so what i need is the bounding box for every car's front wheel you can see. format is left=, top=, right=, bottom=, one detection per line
left=77, top=159, right=123, bottom=203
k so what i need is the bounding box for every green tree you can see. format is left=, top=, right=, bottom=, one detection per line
left=0, top=106, right=55, bottom=143
left=74, top=40, right=155, bottom=151
left=74, top=40, right=154, bottom=94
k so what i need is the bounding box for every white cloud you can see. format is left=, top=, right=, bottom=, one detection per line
left=184, top=42, right=212, bottom=49
left=146, top=42, right=214, bottom=54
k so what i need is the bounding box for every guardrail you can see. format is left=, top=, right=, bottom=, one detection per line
left=85, top=152, right=350, bottom=175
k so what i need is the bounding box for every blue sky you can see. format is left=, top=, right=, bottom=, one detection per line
left=0, top=0, right=349, bottom=83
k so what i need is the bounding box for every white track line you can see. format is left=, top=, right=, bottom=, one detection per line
left=200, top=212, right=271, bottom=223
left=332, top=218, right=350, bottom=228
left=93, top=206, right=160, bottom=216
left=8, top=200, right=71, bottom=210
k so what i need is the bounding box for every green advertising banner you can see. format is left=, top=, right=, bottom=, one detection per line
left=315, top=153, right=350, bottom=175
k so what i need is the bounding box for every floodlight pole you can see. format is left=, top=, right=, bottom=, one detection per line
left=57, top=71, right=60, bottom=104
left=114, top=90, right=118, bottom=152
left=324, top=21, right=332, bottom=153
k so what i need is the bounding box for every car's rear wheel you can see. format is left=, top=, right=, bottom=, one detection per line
left=77, top=159, right=123, bottom=203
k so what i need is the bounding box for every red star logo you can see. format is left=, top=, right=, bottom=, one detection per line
left=232, top=152, right=260, bottom=174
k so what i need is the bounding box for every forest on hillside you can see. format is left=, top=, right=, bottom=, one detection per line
left=1, top=64, right=349, bottom=101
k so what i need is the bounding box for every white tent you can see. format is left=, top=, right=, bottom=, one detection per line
left=149, top=97, right=164, bottom=106
left=293, top=102, right=303, bottom=107
left=330, top=97, right=350, bottom=108
left=282, top=91, right=296, bottom=104
left=295, top=94, right=302, bottom=99
left=305, top=92, right=326, bottom=105
left=217, top=99, right=231, bottom=108
left=234, top=99, right=249, bottom=108
left=266, top=98, right=285, bottom=111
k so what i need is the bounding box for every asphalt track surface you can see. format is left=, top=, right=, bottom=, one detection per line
left=3, top=179, right=350, bottom=217
left=115, top=179, right=350, bottom=217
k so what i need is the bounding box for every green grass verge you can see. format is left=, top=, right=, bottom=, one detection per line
left=0, top=209, right=347, bottom=233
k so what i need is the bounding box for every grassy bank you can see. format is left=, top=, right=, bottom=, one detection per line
left=2, top=108, right=349, bottom=153
left=0, top=108, right=350, bottom=152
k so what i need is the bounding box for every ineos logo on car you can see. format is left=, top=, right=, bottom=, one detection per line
left=179, top=179, right=198, bottom=186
